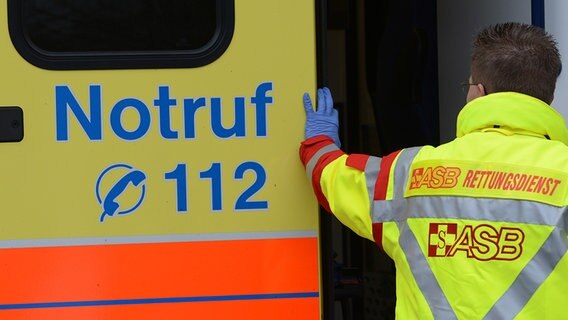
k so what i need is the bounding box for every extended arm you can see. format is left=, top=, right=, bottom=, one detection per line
left=300, top=88, right=376, bottom=241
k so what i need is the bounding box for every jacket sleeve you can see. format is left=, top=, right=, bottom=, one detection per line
left=300, top=135, right=379, bottom=241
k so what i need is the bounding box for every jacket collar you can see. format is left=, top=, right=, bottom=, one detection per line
left=456, top=92, right=568, bottom=146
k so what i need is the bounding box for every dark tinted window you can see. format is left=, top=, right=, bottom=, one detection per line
left=8, top=0, right=234, bottom=69
left=24, top=0, right=215, bottom=52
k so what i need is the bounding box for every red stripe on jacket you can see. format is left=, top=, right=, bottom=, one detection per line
left=374, top=150, right=401, bottom=200
left=300, top=135, right=344, bottom=213
left=345, top=154, right=370, bottom=171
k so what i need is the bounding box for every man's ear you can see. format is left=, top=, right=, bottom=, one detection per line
left=476, top=83, right=486, bottom=96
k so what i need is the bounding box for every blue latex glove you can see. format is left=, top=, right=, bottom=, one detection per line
left=303, top=87, right=341, bottom=147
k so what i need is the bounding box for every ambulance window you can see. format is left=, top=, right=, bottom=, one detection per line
left=8, top=0, right=234, bottom=69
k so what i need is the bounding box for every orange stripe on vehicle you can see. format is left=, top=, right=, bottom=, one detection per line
left=0, top=238, right=319, bottom=306
left=0, top=297, right=320, bottom=320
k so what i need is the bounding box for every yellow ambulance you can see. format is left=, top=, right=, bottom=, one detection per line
left=0, top=1, right=320, bottom=318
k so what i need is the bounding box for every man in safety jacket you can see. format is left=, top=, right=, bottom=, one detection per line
left=300, top=22, right=568, bottom=319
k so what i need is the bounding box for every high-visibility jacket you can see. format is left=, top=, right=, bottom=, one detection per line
left=300, top=92, right=568, bottom=319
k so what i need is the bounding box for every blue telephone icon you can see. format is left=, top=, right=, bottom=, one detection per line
left=97, top=165, right=147, bottom=222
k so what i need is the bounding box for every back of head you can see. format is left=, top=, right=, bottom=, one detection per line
left=471, top=22, right=561, bottom=104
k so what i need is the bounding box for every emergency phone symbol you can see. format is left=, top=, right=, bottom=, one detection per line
left=96, top=164, right=147, bottom=223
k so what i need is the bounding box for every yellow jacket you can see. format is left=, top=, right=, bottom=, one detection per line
left=301, top=92, right=568, bottom=319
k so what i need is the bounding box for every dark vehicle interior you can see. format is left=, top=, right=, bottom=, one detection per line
left=317, top=0, right=439, bottom=318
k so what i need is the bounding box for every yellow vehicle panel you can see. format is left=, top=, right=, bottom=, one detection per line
left=0, top=1, right=320, bottom=318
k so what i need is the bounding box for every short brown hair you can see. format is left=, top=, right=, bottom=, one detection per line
left=471, top=22, right=561, bottom=104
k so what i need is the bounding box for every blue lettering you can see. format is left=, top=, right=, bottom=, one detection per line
left=55, top=82, right=273, bottom=142
left=55, top=85, right=102, bottom=141
left=211, top=97, right=246, bottom=138
left=183, top=97, right=207, bottom=139
left=153, top=86, right=178, bottom=139
left=250, top=82, right=273, bottom=137
left=110, top=98, right=151, bottom=141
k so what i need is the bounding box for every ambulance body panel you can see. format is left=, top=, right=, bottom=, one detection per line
left=0, top=1, right=320, bottom=318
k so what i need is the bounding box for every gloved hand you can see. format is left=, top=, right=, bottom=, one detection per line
left=303, top=87, right=341, bottom=147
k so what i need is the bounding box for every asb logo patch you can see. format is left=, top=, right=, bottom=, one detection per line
left=410, top=166, right=461, bottom=189
left=428, top=223, right=524, bottom=261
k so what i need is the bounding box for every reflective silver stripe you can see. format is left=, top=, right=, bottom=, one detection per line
left=383, top=147, right=456, bottom=318
left=398, top=219, right=457, bottom=319
left=364, top=156, right=381, bottom=205
left=305, top=144, right=340, bottom=186
left=374, top=197, right=564, bottom=226
left=392, top=147, right=422, bottom=199
left=484, top=228, right=568, bottom=319
left=0, top=230, right=318, bottom=249
left=402, top=196, right=565, bottom=226
left=371, top=147, right=422, bottom=222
